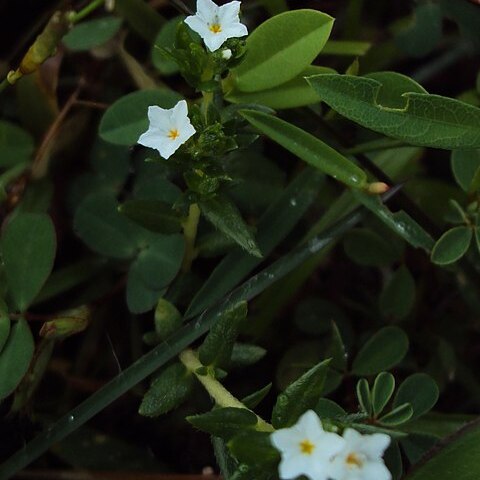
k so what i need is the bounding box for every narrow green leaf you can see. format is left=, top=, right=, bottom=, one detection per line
left=240, top=110, right=368, bottom=188
left=199, top=195, right=262, bottom=257
left=356, top=378, right=373, bottom=416
left=232, top=9, right=334, bottom=92
left=379, top=403, right=414, bottom=426
left=379, top=265, right=416, bottom=320
left=372, top=372, right=396, bottom=417
left=99, top=90, right=183, bottom=146
left=225, top=66, right=335, bottom=110
left=228, top=431, right=280, bottom=467
left=326, top=322, right=347, bottom=371
left=230, top=343, right=267, bottom=368
left=1, top=213, right=56, bottom=312
left=187, top=407, right=258, bottom=440
left=63, top=17, right=122, bottom=51
left=431, top=226, right=472, bottom=265
left=271, top=359, right=330, bottom=428
left=199, top=301, right=247, bottom=369
left=451, top=149, right=480, bottom=192
left=394, top=374, right=439, bottom=420
left=186, top=167, right=324, bottom=319
left=352, top=326, right=409, bottom=376
left=0, top=318, right=34, bottom=400
left=138, top=363, right=194, bottom=417
left=0, top=121, right=34, bottom=167
left=241, top=383, right=272, bottom=410
left=307, top=73, right=480, bottom=149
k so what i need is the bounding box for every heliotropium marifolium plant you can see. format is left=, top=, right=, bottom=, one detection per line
left=1, top=0, right=480, bottom=479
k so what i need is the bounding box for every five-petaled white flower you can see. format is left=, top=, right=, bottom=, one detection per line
left=330, top=428, right=392, bottom=480
left=270, top=410, right=346, bottom=480
left=137, top=100, right=196, bottom=160
left=185, top=0, right=248, bottom=52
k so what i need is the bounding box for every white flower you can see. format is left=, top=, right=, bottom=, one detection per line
left=270, top=410, right=346, bottom=480
left=184, top=0, right=248, bottom=52
left=330, top=428, right=392, bottom=480
left=137, top=100, right=196, bottom=159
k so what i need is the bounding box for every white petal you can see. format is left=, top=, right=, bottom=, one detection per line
left=362, top=433, right=391, bottom=460
left=271, top=428, right=299, bottom=452
left=295, top=410, right=323, bottom=437
left=138, top=129, right=162, bottom=150
left=222, top=23, right=248, bottom=38
left=172, top=100, right=189, bottom=122
left=196, top=0, right=218, bottom=22
left=203, top=32, right=229, bottom=51
left=360, top=460, right=392, bottom=480
left=315, top=431, right=347, bottom=458
left=278, top=455, right=305, bottom=479
left=147, top=105, right=170, bottom=128
left=218, top=0, right=241, bottom=23
left=178, top=122, right=196, bottom=143
left=184, top=15, right=211, bottom=38
left=159, top=140, right=180, bottom=159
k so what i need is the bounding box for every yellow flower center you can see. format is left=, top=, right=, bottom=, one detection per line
left=209, top=23, right=222, bottom=34
left=168, top=129, right=180, bottom=140
left=346, top=452, right=363, bottom=469
left=299, top=439, right=315, bottom=455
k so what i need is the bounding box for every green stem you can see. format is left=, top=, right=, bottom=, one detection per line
left=180, top=349, right=274, bottom=432
left=181, top=203, right=201, bottom=272
left=69, top=0, right=105, bottom=24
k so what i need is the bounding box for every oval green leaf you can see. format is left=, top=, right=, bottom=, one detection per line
left=232, top=9, right=334, bottom=92
left=352, top=326, right=409, bottom=376
left=372, top=372, right=396, bottom=417
left=63, top=17, right=123, bottom=51
left=307, top=73, right=480, bottom=150
left=451, top=149, right=480, bottom=192
left=0, top=301, right=11, bottom=353
left=0, top=318, right=35, bottom=400
left=0, top=121, right=35, bottom=168
left=431, top=226, right=472, bottom=265
left=1, top=213, right=56, bottom=312
left=99, top=90, right=183, bottom=146
left=379, top=265, right=416, bottom=320
left=394, top=373, right=439, bottom=420
left=379, top=403, right=414, bottom=426
left=240, top=110, right=368, bottom=188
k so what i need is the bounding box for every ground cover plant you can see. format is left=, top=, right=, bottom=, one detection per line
left=1, top=0, right=480, bottom=478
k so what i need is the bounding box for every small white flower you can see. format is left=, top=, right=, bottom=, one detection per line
left=185, top=0, right=248, bottom=52
left=270, top=410, right=346, bottom=480
left=330, top=428, right=392, bottom=480
left=221, top=48, right=232, bottom=60
left=137, top=100, right=196, bottom=160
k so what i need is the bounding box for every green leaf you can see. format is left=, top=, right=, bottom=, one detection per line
left=199, top=194, right=261, bottom=258
left=343, top=228, right=401, bottom=267
left=230, top=343, right=267, bottom=368
left=225, top=66, right=335, bottom=110
left=0, top=301, right=11, bottom=353
left=356, top=378, right=373, bottom=416
left=0, top=121, right=35, bottom=168
left=187, top=407, right=258, bottom=440
left=451, top=149, right=480, bottom=192
left=394, top=374, right=439, bottom=420
left=119, top=199, right=183, bottom=234
left=379, top=265, right=416, bottom=320
left=232, top=9, right=334, bottom=92
left=353, top=191, right=435, bottom=251
left=240, top=110, right=368, bottom=188
left=99, top=90, right=183, bottom=146
left=307, top=73, right=480, bottom=149
left=352, top=326, right=409, bottom=376
left=271, top=359, right=330, bottom=428
left=321, top=40, right=371, bottom=56
left=74, top=192, right=140, bottom=259
left=379, top=403, right=414, bottom=426
left=138, top=363, right=194, bottom=417
left=228, top=431, right=280, bottom=468
left=126, top=264, right=165, bottom=314
left=372, top=372, right=396, bottom=417
left=152, top=16, right=184, bottom=75
left=0, top=318, right=34, bottom=400
left=241, top=383, right=272, bottom=410
left=315, top=398, right=346, bottom=419
left=431, top=226, right=472, bottom=265
left=405, top=419, right=480, bottom=480
left=199, top=301, right=247, bottom=369
left=1, top=213, right=56, bottom=312
left=187, top=167, right=324, bottom=318
left=154, top=298, right=182, bottom=340
left=63, top=17, right=122, bottom=51
left=326, top=322, right=347, bottom=371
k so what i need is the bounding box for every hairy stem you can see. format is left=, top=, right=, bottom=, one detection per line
left=69, top=0, right=105, bottom=24
left=180, top=349, right=274, bottom=432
